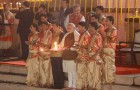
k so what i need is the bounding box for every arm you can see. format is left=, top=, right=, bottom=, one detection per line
left=88, top=35, right=103, bottom=62
left=92, top=36, right=103, bottom=58
left=107, top=29, right=117, bottom=43
left=47, top=31, right=52, bottom=48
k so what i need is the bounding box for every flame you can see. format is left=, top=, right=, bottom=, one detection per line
left=40, top=47, right=44, bottom=52
left=54, top=42, right=58, bottom=51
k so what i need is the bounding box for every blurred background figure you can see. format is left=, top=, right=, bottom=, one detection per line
left=64, top=4, right=85, bottom=29
left=58, top=0, right=71, bottom=33
left=15, top=1, right=34, bottom=61
left=35, top=4, right=52, bottom=25
left=50, top=21, right=65, bottom=89
left=0, top=3, right=14, bottom=58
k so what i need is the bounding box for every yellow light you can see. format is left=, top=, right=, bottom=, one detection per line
left=53, top=42, right=58, bottom=51
left=115, top=0, right=117, bottom=26
left=16, top=2, right=19, bottom=9
left=108, top=0, right=110, bottom=12
left=127, top=0, right=130, bottom=41
left=100, top=0, right=102, bottom=5
left=79, top=0, right=82, bottom=5
left=90, top=0, right=93, bottom=12
left=120, top=0, right=123, bottom=24
left=54, top=0, right=57, bottom=11
left=69, top=0, right=71, bottom=8
left=40, top=47, right=44, bottom=52
left=10, top=3, right=12, bottom=9
left=47, top=1, right=51, bottom=12
left=74, top=0, right=76, bottom=6
left=136, top=10, right=138, bottom=16
left=84, top=0, right=87, bottom=16
left=136, top=0, right=138, bottom=11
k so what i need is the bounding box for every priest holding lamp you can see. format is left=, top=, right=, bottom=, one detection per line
left=50, top=21, right=65, bottom=89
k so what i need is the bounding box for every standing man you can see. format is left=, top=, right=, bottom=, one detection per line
left=64, top=4, right=85, bottom=28
left=15, top=1, right=34, bottom=61
left=0, top=3, right=14, bottom=57
left=102, top=16, right=117, bottom=84
left=38, top=22, right=53, bottom=87
left=61, top=23, right=80, bottom=89
left=59, top=0, right=71, bottom=33
left=50, top=21, right=65, bottom=89
left=87, top=22, right=103, bottom=90
left=76, top=22, right=91, bottom=90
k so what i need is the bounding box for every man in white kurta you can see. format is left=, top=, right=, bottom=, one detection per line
left=61, top=23, right=80, bottom=89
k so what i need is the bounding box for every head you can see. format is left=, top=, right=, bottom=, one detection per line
left=66, top=23, right=76, bottom=32
left=77, top=21, right=87, bottom=34
left=95, top=6, right=104, bottom=16
left=22, top=1, right=30, bottom=8
left=90, top=14, right=99, bottom=23
left=51, top=21, right=63, bottom=34
left=30, top=23, right=38, bottom=33
left=88, top=22, right=98, bottom=35
left=40, top=22, right=49, bottom=31
left=100, top=17, right=106, bottom=26
left=73, top=4, right=81, bottom=15
left=106, top=16, right=114, bottom=26
left=38, top=4, right=47, bottom=13
left=61, top=0, right=69, bottom=9
left=3, top=4, right=10, bottom=11
left=51, top=21, right=60, bottom=30
left=40, top=14, right=48, bottom=23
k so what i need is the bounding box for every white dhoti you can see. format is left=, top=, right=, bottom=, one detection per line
left=63, top=60, right=76, bottom=88
left=87, top=61, right=102, bottom=90
left=102, top=48, right=116, bottom=84
left=26, top=57, right=40, bottom=86
left=39, top=58, right=53, bottom=87
left=76, top=62, right=88, bottom=89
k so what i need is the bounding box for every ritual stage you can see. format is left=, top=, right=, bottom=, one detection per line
left=0, top=59, right=140, bottom=90
left=0, top=60, right=140, bottom=75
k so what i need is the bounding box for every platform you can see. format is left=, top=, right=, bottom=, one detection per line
left=0, top=60, right=140, bottom=90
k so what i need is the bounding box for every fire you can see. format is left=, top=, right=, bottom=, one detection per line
left=53, top=42, right=58, bottom=51
left=40, top=47, right=44, bottom=52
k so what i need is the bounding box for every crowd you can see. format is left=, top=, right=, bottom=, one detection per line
left=0, top=0, right=117, bottom=90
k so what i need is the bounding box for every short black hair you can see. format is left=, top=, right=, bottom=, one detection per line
left=89, top=22, right=98, bottom=30
left=78, top=21, right=87, bottom=28
left=91, top=14, right=99, bottom=20
left=23, top=1, right=30, bottom=7
left=107, top=16, right=114, bottom=24
left=31, top=23, right=38, bottom=30
left=96, top=6, right=104, bottom=11
left=63, top=0, right=69, bottom=4
left=39, top=4, right=47, bottom=9
left=51, top=20, right=60, bottom=27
